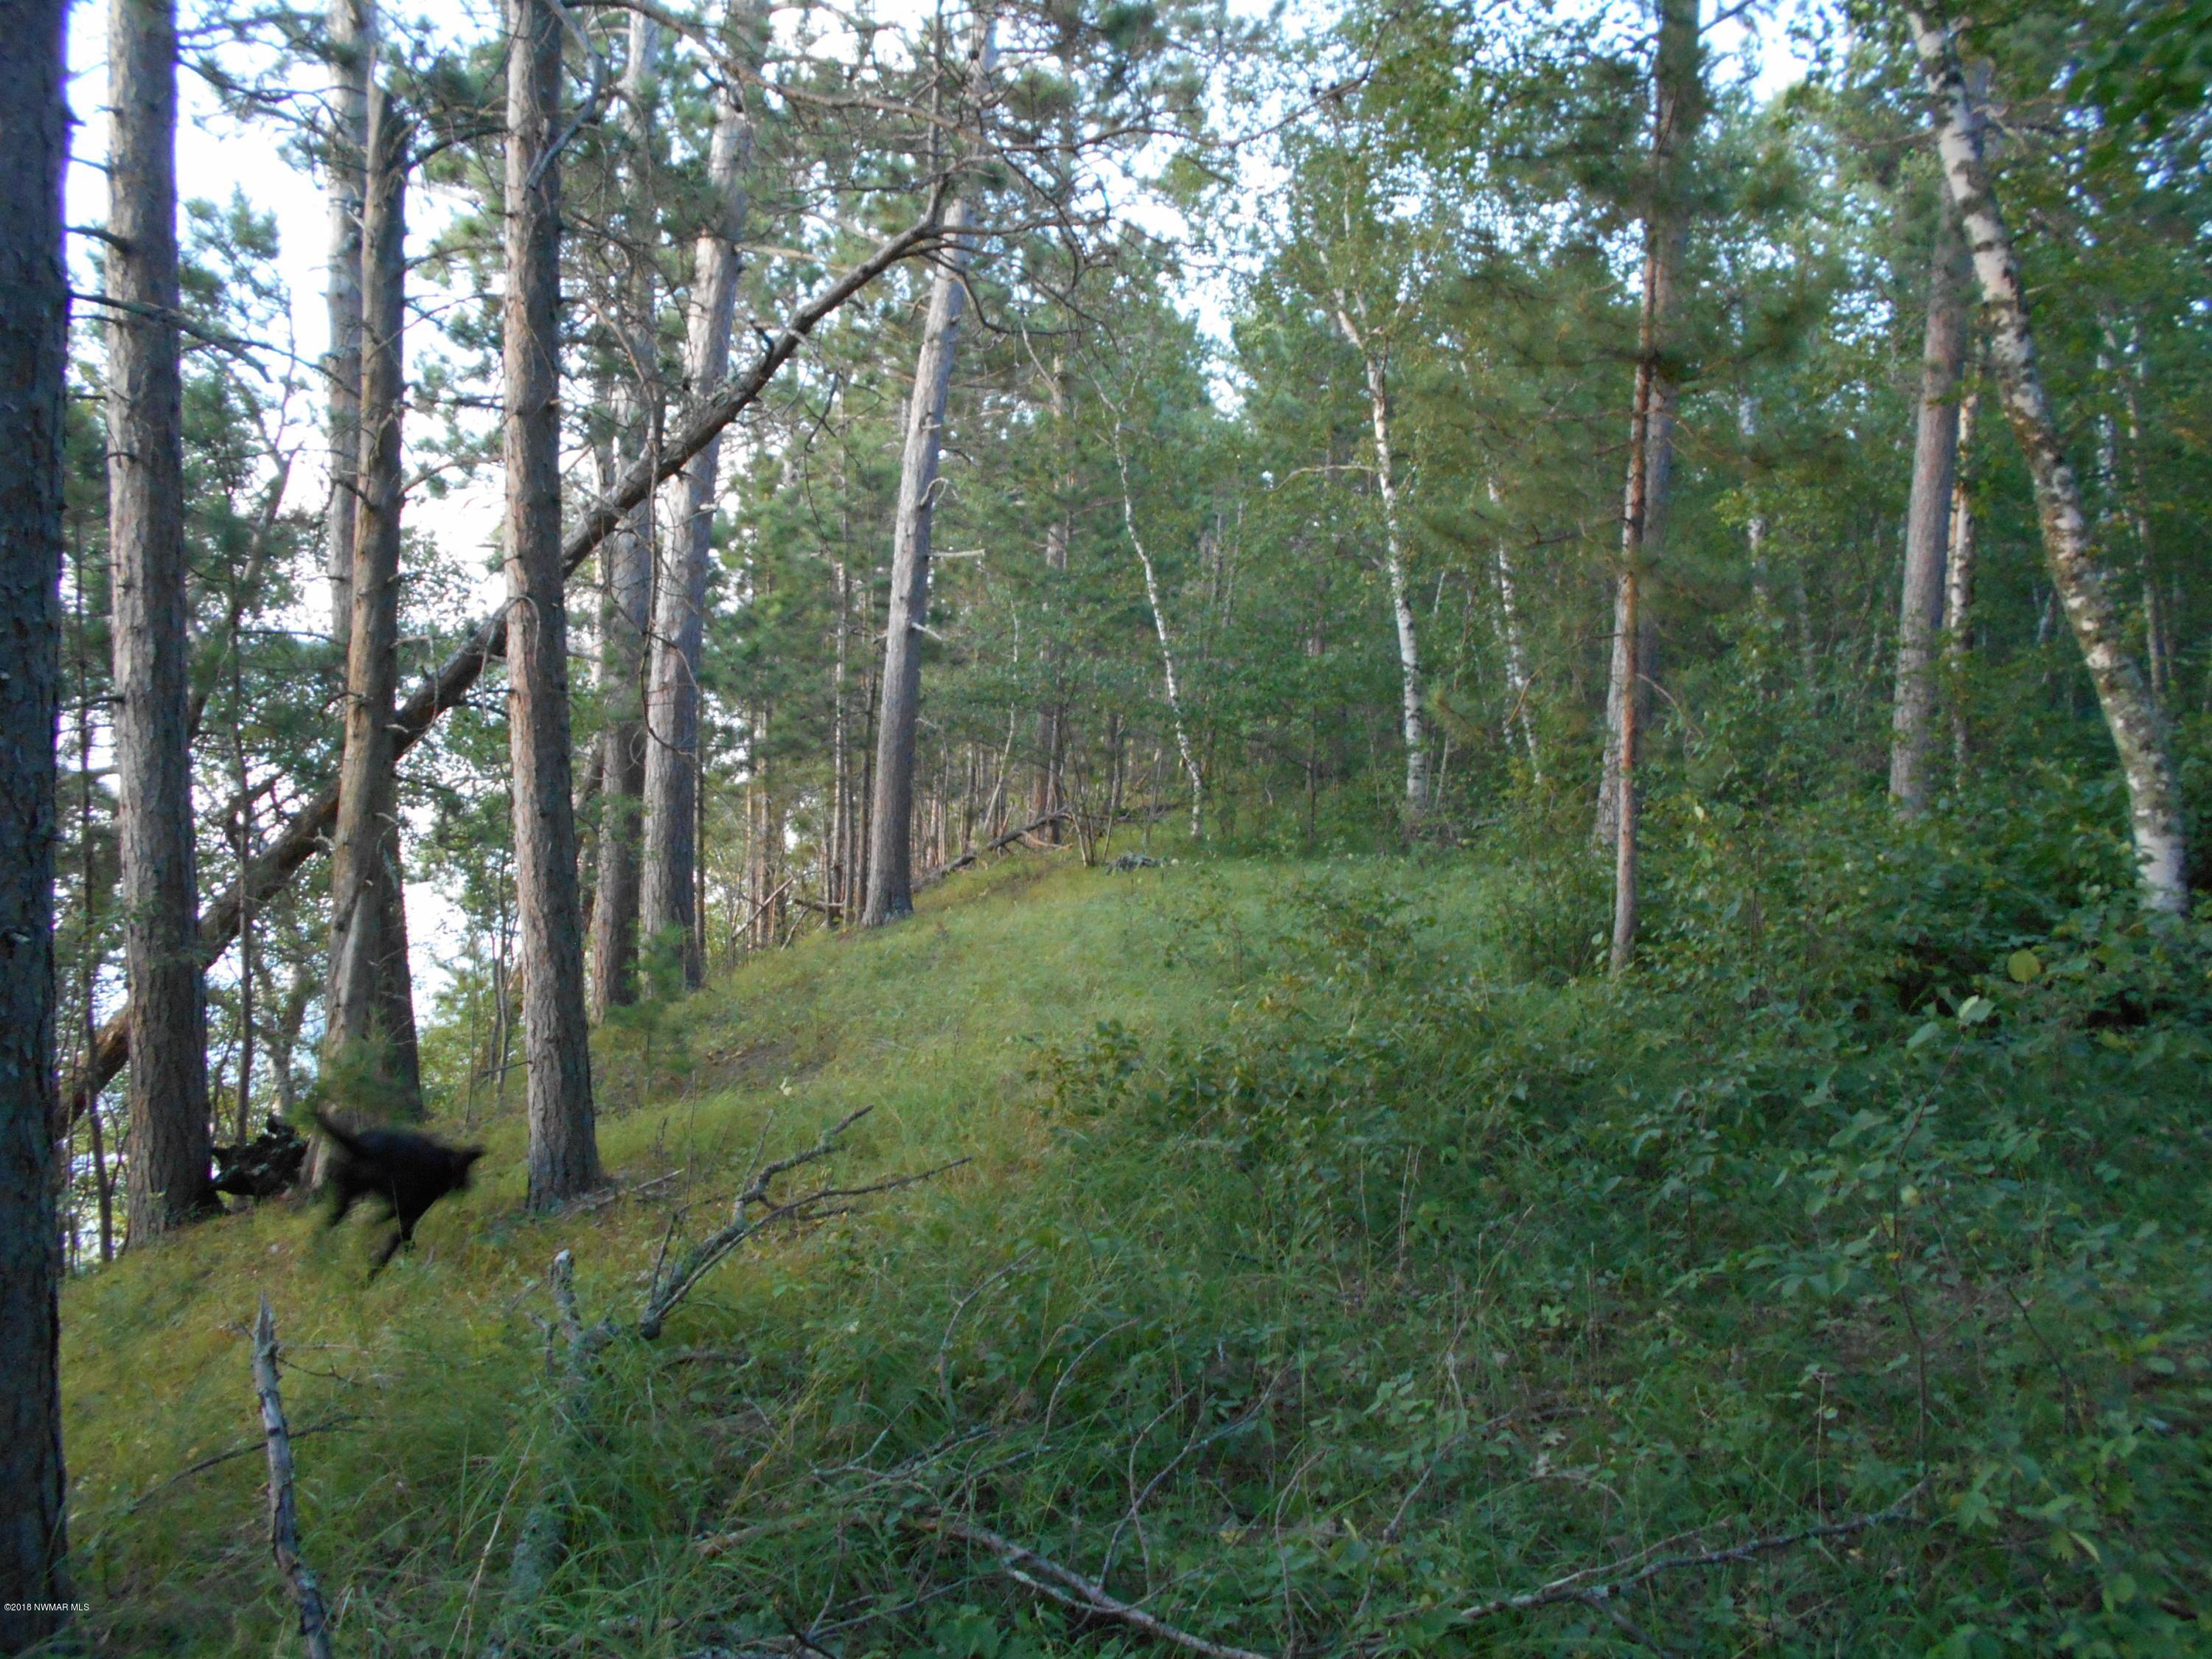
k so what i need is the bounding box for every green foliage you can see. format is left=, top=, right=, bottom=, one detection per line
left=61, top=841, right=2212, bottom=1654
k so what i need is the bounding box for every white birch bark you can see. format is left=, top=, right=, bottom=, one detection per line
left=1488, top=479, right=1540, bottom=780
left=1333, top=293, right=1428, bottom=821
left=1945, top=379, right=1979, bottom=770
left=1906, top=10, right=2188, bottom=911
left=1113, top=438, right=1203, bottom=838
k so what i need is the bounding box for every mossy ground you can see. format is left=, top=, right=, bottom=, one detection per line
left=57, top=844, right=2212, bottom=1656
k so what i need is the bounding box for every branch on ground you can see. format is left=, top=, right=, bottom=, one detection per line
left=251, top=1296, right=335, bottom=1659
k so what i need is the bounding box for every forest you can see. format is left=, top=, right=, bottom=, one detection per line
left=2, top=0, right=2210, bottom=1650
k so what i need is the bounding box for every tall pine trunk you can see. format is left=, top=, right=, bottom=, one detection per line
left=0, top=0, right=71, bottom=1635
left=327, top=90, right=424, bottom=1116
left=109, top=0, right=212, bottom=1233
left=863, top=10, right=995, bottom=927
left=1906, top=11, right=2188, bottom=911
left=588, top=13, right=660, bottom=1020
left=1596, top=0, right=1702, bottom=865
left=504, top=0, right=600, bottom=1204
left=1604, top=0, right=1703, bottom=974
left=640, top=0, right=758, bottom=984
left=324, top=0, right=374, bottom=643
left=1888, top=198, right=1965, bottom=815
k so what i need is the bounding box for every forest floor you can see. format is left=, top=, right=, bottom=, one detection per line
left=58, top=841, right=2212, bottom=1656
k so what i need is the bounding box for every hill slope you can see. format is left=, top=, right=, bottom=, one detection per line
left=61, top=850, right=2212, bottom=1656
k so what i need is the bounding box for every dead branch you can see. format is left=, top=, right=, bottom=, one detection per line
left=129, top=1413, right=361, bottom=1513
left=490, top=1251, right=613, bottom=1658
left=917, top=810, right=1072, bottom=888
left=908, top=1514, right=1274, bottom=1659
left=1452, top=1482, right=1931, bottom=1625
left=251, top=1295, right=335, bottom=1659
left=640, top=1105, right=969, bottom=1338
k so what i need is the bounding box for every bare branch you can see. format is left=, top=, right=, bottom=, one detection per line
left=251, top=1296, right=335, bottom=1659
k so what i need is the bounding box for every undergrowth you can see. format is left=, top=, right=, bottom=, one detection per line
left=56, top=817, right=2212, bottom=1657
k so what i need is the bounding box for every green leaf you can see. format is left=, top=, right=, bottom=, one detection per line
left=2006, top=950, right=2043, bottom=984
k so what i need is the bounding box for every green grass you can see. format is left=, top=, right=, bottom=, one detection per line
left=57, top=845, right=2212, bottom=1656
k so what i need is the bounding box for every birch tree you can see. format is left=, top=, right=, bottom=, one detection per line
left=108, top=0, right=213, bottom=1232
left=0, top=0, right=69, bottom=1634
left=504, top=0, right=600, bottom=1204
left=1112, top=433, right=1204, bottom=837
left=1331, top=291, right=1427, bottom=823
left=1905, top=9, right=2188, bottom=911
left=862, top=7, right=998, bottom=928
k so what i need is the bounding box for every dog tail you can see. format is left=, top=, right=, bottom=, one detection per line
left=310, top=1108, right=369, bottom=1161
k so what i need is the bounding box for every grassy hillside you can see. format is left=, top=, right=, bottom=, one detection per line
left=60, top=845, right=2212, bottom=1656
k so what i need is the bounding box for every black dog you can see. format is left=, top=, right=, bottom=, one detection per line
left=313, top=1110, right=484, bottom=1272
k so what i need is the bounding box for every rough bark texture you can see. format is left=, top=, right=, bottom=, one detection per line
left=1906, top=12, right=2188, bottom=911
left=109, top=0, right=213, bottom=1235
left=0, top=1, right=71, bottom=1639
left=1333, top=296, right=1427, bottom=821
left=863, top=10, right=996, bottom=928
left=1596, top=0, right=1703, bottom=858
left=327, top=91, right=424, bottom=1116
left=324, top=0, right=375, bottom=642
left=588, top=13, right=660, bottom=1020
left=505, top=0, right=601, bottom=1205
left=641, top=0, right=759, bottom=984
left=62, top=212, right=944, bottom=1124
left=1889, top=200, right=1966, bottom=815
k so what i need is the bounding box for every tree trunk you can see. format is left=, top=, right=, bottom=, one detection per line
left=1332, top=296, right=1427, bottom=824
left=0, top=0, right=71, bottom=1636
left=1888, top=198, right=1965, bottom=815
left=504, top=0, right=600, bottom=1205
left=110, top=0, right=212, bottom=1234
left=588, top=13, right=660, bottom=1020
left=1032, top=356, right=1069, bottom=843
left=641, top=0, right=759, bottom=986
left=327, top=90, right=424, bottom=1118
left=60, top=206, right=945, bottom=1132
left=1114, top=439, right=1204, bottom=838
left=863, top=12, right=995, bottom=928
left=1905, top=11, right=2188, bottom=911
left=324, top=0, right=375, bottom=643
left=1944, top=375, right=1980, bottom=769
left=1596, top=0, right=1703, bottom=861
left=1489, top=482, right=1541, bottom=780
